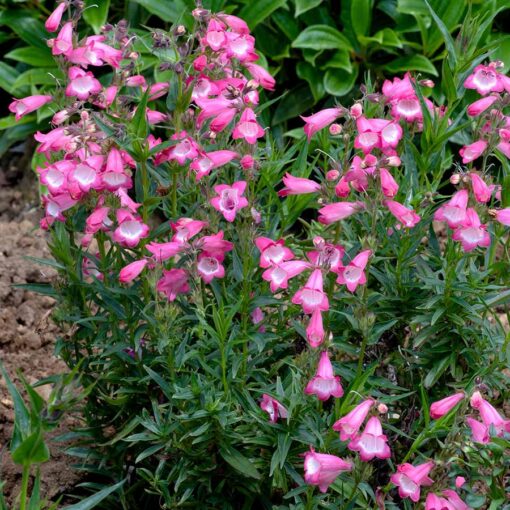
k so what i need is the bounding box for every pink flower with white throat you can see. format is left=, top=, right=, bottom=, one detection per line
left=306, top=308, right=325, bottom=347
left=301, top=107, right=343, bottom=141
left=119, top=259, right=148, bottom=283
left=348, top=416, right=391, bottom=461
left=452, top=208, right=490, bottom=252
left=304, top=351, right=343, bottom=401
left=332, top=398, right=375, bottom=441
left=9, top=95, right=53, bottom=121
left=278, top=173, right=321, bottom=196
left=260, top=394, right=288, bottom=423
left=379, top=168, right=399, bottom=198
left=470, top=173, right=491, bottom=203
left=336, top=249, right=371, bottom=293
left=157, top=269, right=189, bottom=302
left=464, top=64, right=505, bottom=95
left=429, top=392, right=465, bottom=419
left=197, top=254, right=225, bottom=283
left=385, top=200, right=421, bottom=228
left=112, top=210, right=149, bottom=248
left=255, top=237, right=294, bottom=268
left=210, top=181, right=248, bottom=222
left=318, top=201, right=364, bottom=224
left=434, top=190, right=468, bottom=229
left=390, top=461, right=434, bottom=502
left=262, top=260, right=310, bottom=292
left=292, top=269, right=329, bottom=314
left=232, top=108, right=265, bottom=144
left=66, top=67, right=102, bottom=101
left=303, top=448, right=352, bottom=493
left=459, top=140, right=488, bottom=164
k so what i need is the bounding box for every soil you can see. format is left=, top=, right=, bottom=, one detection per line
left=0, top=152, right=80, bottom=506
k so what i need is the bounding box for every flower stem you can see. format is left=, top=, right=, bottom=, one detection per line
left=19, top=463, right=30, bottom=510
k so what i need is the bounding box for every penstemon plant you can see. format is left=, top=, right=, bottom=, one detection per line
left=4, top=1, right=510, bottom=508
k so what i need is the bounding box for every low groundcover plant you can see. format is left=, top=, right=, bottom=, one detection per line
left=3, top=1, right=510, bottom=508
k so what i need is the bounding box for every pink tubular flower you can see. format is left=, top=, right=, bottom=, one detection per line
left=455, top=476, right=466, bottom=489
left=197, top=254, right=225, bottom=283
left=442, top=490, right=470, bottom=510
left=472, top=394, right=510, bottom=436
left=292, top=269, right=329, bottom=314
left=50, top=21, right=73, bottom=56
left=232, top=108, right=265, bottom=144
left=304, top=351, right=343, bottom=401
left=146, top=241, right=182, bottom=262
left=467, top=95, right=498, bottom=116
left=348, top=416, right=391, bottom=461
left=464, top=65, right=505, bottom=95
left=112, top=211, right=150, bottom=248
left=262, top=260, right=310, bottom=292
left=119, top=259, right=148, bottom=283
left=430, top=392, right=465, bottom=419
left=45, top=2, right=66, bottom=32
left=470, top=173, right=491, bottom=203
left=425, top=493, right=451, bottom=510
left=495, top=207, right=510, bottom=226
left=466, top=417, right=489, bottom=444
left=332, top=399, right=375, bottom=441
left=385, top=200, right=421, bottom=228
left=379, top=168, right=399, bottom=198
left=9, top=95, right=53, bottom=121
left=452, top=208, right=490, bottom=252
left=318, top=201, right=364, bottom=224
left=459, top=140, right=488, bottom=164
left=303, top=448, right=352, bottom=493
left=197, top=231, right=234, bottom=260
left=260, top=394, right=288, bottom=423
left=210, top=181, right=248, bottom=222
left=240, top=154, right=254, bottom=170
left=157, top=269, right=190, bottom=302
left=306, top=308, right=325, bottom=348
left=189, top=150, right=238, bottom=180
left=171, top=218, right=207, bottom=244
left=66, top=67, right=102, bottom=100
left=336, top=249, right=371, bottom=293
left=302, top=107, right=343, bottom=141
left=390, top=461, right=434, bottom=503
left=278, top=173, right=321, bottom=196
left=255, top=237, right=293, bottom=268
left=245, top=63, right=275, bottom=91
left=165, top=132, right=199, bottom=165
left=434, top=190, right=469, bottom=228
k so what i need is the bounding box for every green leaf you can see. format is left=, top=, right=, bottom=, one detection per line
left=28, top=470, right=41, bottom=510
left=272, top=84, right=315, bottom=124
left=239, top=0, right=288, bottom=29
left=0, top=62, right=20, bottom=94
left=0, top=12, right=48, bottom=48
left=83, top=0, right=111, bottom=34
left=131, top=0, right=193, bottom=29
left=219, top=444, right=261, bottom=479
left=61, top=480, right=125, bottom=510
left=358, top=28, right=403, bottom=48
left=13, top=68, right=64, bottom=91
left=132, top=89, right=150, bottom=140
left=321, top=50, right=352, bottom=72
left=323, top=66, right=358, bottom=96
left=295, top=0, right=322, bottom=17
left=385, top=54, right=438, bottom=76
left=11, top=429, right=50, bottom=464
left=5, top=47, right=54, bottom=68
left=424, top=0, right=457, bottom=67
left=292, top=25, right=353, bottom=51
left=296, top=62, right=325, bottom=101
left=351, top=0, right=372, bottom=39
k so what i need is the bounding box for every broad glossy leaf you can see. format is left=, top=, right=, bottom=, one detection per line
left=292, top=25, right=353, bottom=51
left=0, top=12, right=47, bottom=48
left=5, top=47, right=54, bottom=67
left=385, top=54, right=438, bottom=76
left=351, top=0, right=373, bottom=39
left=83, top=0, right=111, bottom=34
left=321, top=50, right=352, bottom=72
left=132, top=0, right=194, bottom=29
left=62, top=480, right=125, bottom=510
left=323, top=66, right=358, bottom=96
left=12, top=68, right=64, bottom=91
left=239, top=0, right=287, bottom=29
left=0, top=62, right=20, bottom=94
left=295, top=0, right=323, bottom=17
left=296, top=62, right=325, bottom=101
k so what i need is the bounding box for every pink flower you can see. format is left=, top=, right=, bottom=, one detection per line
left=157, top=269, right=190, bottom=302
left=434, top=190, right=469, bottom=229
left=85, top=206, right=112, bottom=234
left=455, top=476, right=466, bottom=489
left=171, top=218, right=207, bottom=244
left=452, top=208, right=490, bottom=252
left=390, top=461, right=434, bottom=502
left=50, top=21, right=73, bottom=56
left=65, top=67, right=102, bottom=100
left=262, top=260, right=310, bottom=292
left=45, top=2, right=66, bottom=32
left=119, top=259, right=148, bottom=283
left=348, top=416, right=391, bottom=461
left=470, top=173, right=491, bottom=203
left=197, top=231, right=233, bottom=260
left=466, top=417, right=489, bottom=444
left=302, top=108, right=343, bottom=141
left=379, top=168, right=399, bottom=198
left=425, top=493, right=451, bottom=510
left=232, top=108, right=265, bottom=144
left=495, top=207, right=510, bottom=226
left=318, top=201, right=364, bottom=224
left=210, top=181, right=249, bottom=222
left=255, top=237, right=294, bottom=268
left=332, top=398, right=375, bottom=441
left=292, top=269, right=329, bottom=314
left=467, top=95, right=498, bottom=116
left=245, top=63, right=275, bottom=91
left=146, top=241, right=182, bottom=262
left=240, top=154, right=255, bottom=170
left=278, top=173, right=321, bottom=196
left=430, top=392, right=465, bottom=419
left=306, top=309, right=325, bottom=348
left=260, top=394, right=288, bottom=423
left=165, top=132, right=199, bottom=165
left=303, top=448, right=352, bottom=493
left=459, top=140, right=488, bottom=164
left=304, top=351, right=343, bottom=401
left=385, top=200, right=421, bottom=228
left=336, top=249, right=371, bottom=293
left=197, top=254, right=225, bottom=283
left=69, top=161, right=102, bottom=193
left=442, top=490, right=470, bottom=510
left=308, top=240, right=344, bottom=272
left=464, top=65, right=505, bottom=95
left=9, top=95, right=53, bottom=121
left=471, top=393, right=510, bottom=436
left=335, top=177, right=350, bottom=198
left=189, top=150, right=238, bottom=180
left=112, top=211, right=150, bottom=248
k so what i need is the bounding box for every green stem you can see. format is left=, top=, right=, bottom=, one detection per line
left=19, top=463, right=30, bottom=510
left=140, top=159, right=149, bottom=224
left=172, top=171, right=178, bottom=219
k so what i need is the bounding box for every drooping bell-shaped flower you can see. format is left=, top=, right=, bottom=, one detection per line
left=332, top=398, right=375, bottom=441
left=318, top=201, right=364, bottom=224
left=9, top=95, right=53, bottom=121
left=304, top=351, right=343, bottom=401
left=306, top=308, right=325, bottom=348
left=434, top=190, right=469, bottom=229
left=336, top=249, right=371, bottom=293
left=303, top=448, right=352, bottom=493
left=348, top=416, right=391, bottom=461
left=292, top=269, right=329, bottom=314
left=156, top=269, right=189, bottom=302
left=119, top=259, right=148, bottom=283
left=262, top=260, right=310, bottom=293
left=255, top=237, right=294, bottom=268
left=278, top=173, right=321, bottom=196
left=452, top=208, right=490, bottom=252
left=390, top=461, right=434, bottom=503
left=260, top=394, right=288, bottom=423
left=430, top=392, right=465, bottom=419
left=301, top=107, right=343, bottom=141
left=385, top=200, right=421, bottom=228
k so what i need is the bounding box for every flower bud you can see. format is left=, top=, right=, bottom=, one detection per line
left=350, top=103, right=363, bottom=119
left=251, top=207, right=261, bottom=224
left=377, top=403, right=388, bottom=414
left=329, top=123, right=343, bottom=135
left=176, top=25, right=186, bottom=35
left=450, top=173, right=461, bottom=185
left=326, top=169, right=339, bottom=181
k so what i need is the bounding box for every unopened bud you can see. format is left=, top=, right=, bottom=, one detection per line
left=80, top=111, right=89, bottom=121
left=326, top=169, right=339, bottom=181
left=488, top=208, right=497, bottom=217
left=251, top=207, right=261, bottom=224
left=377, top=403, right=388, bottom=414
left=52, top=110, right=70, bottom=125
left=313, top=236, right=325, bottom=249
left=420, top=79, right=435, bottom=88
left=208, top=131, right=216, bottom=140
left=350, top=103, right=363, bottom=119
left=450, top=173, right=461, bottom=185
left=176, top=25, right=186, bottom=35
left=129, top=52, right=139, bottom=60
left=386, top=156, right=401, bottom=167
left=329, top=123, right=343, bottom=135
